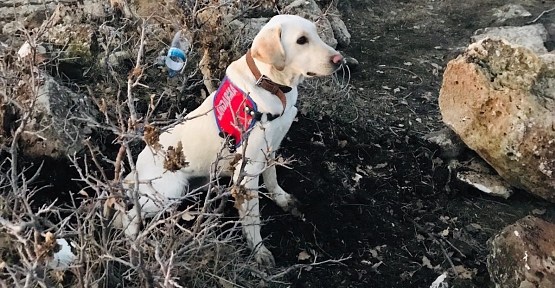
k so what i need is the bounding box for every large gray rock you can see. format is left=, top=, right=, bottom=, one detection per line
left=327, top=6, right=351, bottom=47
left=472, top=24, right=548, bottom=54
left=488, top=216, right=555, bottom=288
left=0, top=0, right=89, bottom=34
left=20, top=73, right=97, bottom=158
left=2, top=0, right=108, bottom=70
left=439, top=38, right=555, bottom=202
left=0, top=0, right=108, bottom=35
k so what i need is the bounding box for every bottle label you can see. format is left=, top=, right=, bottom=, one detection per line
left=165, top=47, right=186, bottom=72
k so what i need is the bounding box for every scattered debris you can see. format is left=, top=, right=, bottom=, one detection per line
left=298, top=251, right=311, bottom=261
left=422, top=255, right=434, bottom=269
left=352, top=173, right=363, bottom=183
left=454, top=265, right=476, bottom=279
left=532, top=208, right=546, bottom=216
left=429, top=272, right=448, bottom=288
left=371, top=260, right=383, bottom=271
left=163, top=141, right=188, bottom=171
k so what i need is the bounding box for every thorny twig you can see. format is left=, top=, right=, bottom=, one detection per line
left=249, top=256, right=351, bottom=285
left=527, top=6, right=555, bottom=24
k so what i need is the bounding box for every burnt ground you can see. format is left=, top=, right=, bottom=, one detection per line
left=255, top=0, right=555, bottom=287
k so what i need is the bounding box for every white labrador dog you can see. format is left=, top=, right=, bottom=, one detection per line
left=114, top=14, right=344, bottom=266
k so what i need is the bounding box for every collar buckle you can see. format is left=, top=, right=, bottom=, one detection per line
left=255, top=75, right=270, bottom=87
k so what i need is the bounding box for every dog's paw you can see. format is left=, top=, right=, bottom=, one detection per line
left=255, top=245, right=275, bottom=268
left=283, top=195, right=304, bottom=220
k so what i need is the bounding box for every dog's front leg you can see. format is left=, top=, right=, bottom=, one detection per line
left=122, top=208, right=141, bottom=238
left=262, top=155, right=300, bottom=217
left=234, top=160, right=275, bottom=267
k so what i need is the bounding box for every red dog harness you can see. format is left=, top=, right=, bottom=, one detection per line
left=213, top=76, right=280, bottom=151
left=214, top=50, right=293, bottom=152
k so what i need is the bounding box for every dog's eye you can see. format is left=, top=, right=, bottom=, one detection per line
left=296, top=36, right=308, bottom=45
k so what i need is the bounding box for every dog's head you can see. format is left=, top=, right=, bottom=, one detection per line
left=251, top=15, right=344, bottom=79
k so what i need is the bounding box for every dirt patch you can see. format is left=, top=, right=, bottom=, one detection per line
left=259, top=114, right=554, bottom=287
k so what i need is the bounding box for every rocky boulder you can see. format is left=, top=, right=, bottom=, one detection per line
left=1, top=0, right=64, bottom=35
left=24, top=72, right=96, bottom=158
left=327, top=5, right=351, bottom=47
left=487, top=216, right=555, bottom=288
left=472, top=24, right=549, bottom=54
left=439, top=38, right=555, bottom=202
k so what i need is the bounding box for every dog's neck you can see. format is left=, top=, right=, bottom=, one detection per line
left=251, top=59, right=304, bottom=88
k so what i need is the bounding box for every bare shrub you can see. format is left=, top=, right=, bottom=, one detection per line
left=0, top=2, right=350, bottom=287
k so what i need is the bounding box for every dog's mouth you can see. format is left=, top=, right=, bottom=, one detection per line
left=306, top=65, right=344, bottom=78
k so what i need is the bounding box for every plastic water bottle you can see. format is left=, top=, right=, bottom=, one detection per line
left=165, top=30, right=190, bottom=78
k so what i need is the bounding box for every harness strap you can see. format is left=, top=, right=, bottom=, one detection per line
left=213, top=76, right=282, bottom=153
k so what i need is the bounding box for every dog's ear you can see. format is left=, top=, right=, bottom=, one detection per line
left=251, top=24, right=286, bottom=71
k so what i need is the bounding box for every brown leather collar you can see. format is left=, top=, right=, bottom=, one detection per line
left=245, top=49, right=291, bottom=113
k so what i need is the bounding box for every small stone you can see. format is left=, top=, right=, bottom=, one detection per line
left=344, top=56, right=359, bottom=69
left=492, top=4, right=531, bottom=23
left=423, top=127, right=465, bottom=159
left=466, top=223, right=482, bottom=234
left=532, top=208, right=546, bottom=216
left=107, top=51, right=131, bottom=67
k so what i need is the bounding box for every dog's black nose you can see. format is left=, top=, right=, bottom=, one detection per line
left=331, top=54, right=344, bottom=65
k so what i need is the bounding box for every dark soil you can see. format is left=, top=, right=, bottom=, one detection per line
left=255, top=1, right=555, bottom=287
